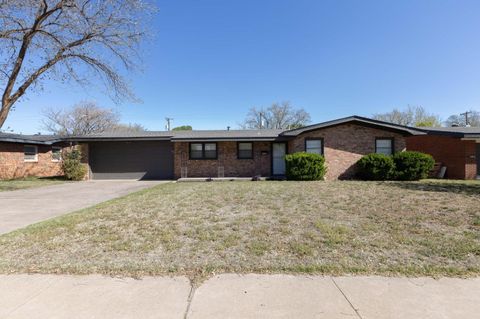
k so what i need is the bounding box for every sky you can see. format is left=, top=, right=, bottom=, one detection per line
left=4, top=0, right=480, bottom=133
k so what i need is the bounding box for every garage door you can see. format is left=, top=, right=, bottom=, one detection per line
left=89, top=141, right=174, bottom=180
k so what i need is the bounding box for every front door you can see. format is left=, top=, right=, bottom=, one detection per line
left=476, top=144, right=480, bottom=176
left=272, top=143, right=287, bottom=175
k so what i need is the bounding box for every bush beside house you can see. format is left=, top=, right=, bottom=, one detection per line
left=62, top=149, right=87, bottom=181
left=285, top=152, right=326, bottom=181
left=357, top=151, right=434, bottom=181
left=392, top=151, right=435, bottom=181
left=357, top=153, right=395, bottom=180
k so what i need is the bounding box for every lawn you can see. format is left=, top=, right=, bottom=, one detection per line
left=0, top=180, right=478, bottom=280
left=0, top=176, right=66, bottom=192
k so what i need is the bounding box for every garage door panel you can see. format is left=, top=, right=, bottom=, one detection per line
left=89, top=141, right=173, bottom=180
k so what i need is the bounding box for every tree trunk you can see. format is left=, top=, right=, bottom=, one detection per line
left=0, top=101, right=13, bottom=129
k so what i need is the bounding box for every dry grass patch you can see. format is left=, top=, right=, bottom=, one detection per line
left=0, top=180, right=479, bottom=279
left=0, top=176, right=66, bottom=192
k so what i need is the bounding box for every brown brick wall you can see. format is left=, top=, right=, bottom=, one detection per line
left=288, top=123, right=407, bottom=180
left=406, top=135, right=477, bottom=179
left=0, top=142, right=67, bottom=180
left=174, top=141, right=271, bottom=178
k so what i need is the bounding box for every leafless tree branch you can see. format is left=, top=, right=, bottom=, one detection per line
left=0, top=0, right=156, bottom=128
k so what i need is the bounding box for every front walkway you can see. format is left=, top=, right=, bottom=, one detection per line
left=0, top=180, right=166, bottom=235
left=0, top=274, right=478, bottom=318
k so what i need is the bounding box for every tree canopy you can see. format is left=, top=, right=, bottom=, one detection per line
left=172, top=125, right=192, bottom=131
left=241, top=101, right=310, bottom=129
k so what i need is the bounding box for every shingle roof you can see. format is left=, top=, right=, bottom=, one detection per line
left=415, top=126, right=480, bottom=138
left=70, top=129, right=284, bottom=141
left=280, top=115, right=425, bottom=136
left=6, top=116, right=476, bottom=144
left=71, top=130, right=174, bottom=140
left=171, top=129, right=284, bottom=141
left=0, top=132, right=63, bottom=145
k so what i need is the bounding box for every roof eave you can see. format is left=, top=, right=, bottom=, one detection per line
left=281, top=116, right=425, bottom=136
left=0, top=138, right=63, bottom=145
left=68, top=136, right=173, bottom=142
left=171, top=137, right=285, bottom=142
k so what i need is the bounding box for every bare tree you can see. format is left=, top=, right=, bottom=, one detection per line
left=445, top=110, right=480, bottom=127
left=241, top=101, right=311, bottom=129
left=0, top=0, right=155, bottom=128
left=112, top=122, right=147, bottom=132
left=42, top=101, right=120, bottom=135
left=373, top=105, right=442, bottom=127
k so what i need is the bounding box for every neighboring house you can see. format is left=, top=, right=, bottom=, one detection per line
left=407, top=127, right=480, bottom=179
left=0, top=133, right=67, bottom=180
left=1, top=115, right=479, bottom=180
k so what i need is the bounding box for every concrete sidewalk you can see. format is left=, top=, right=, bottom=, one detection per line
left=0, top=274, right=478, bottom=318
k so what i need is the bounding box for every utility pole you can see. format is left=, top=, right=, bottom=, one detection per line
left=460, top=111, right=471, bottom=126
left=165, top=117, right=173, bottom=131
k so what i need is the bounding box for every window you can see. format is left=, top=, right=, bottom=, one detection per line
left=24, top=145, right=38, bottom=162
left=190, top=142, right=217, bottom=159
left=375, top=138, right=393, bottom=155
left=305, top=139, right=323, bottom=155
left=238, top=142, right=253, bottom=159
left=52, top=146, right=62, bottom=162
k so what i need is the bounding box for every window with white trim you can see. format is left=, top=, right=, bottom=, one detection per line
left=24, top=145, right=38, bottom=162
left=52, top=146, right=62, bottom=162
left=375, top=138, right=393, bottom=155
left=305, top=139, right=323, bottom=155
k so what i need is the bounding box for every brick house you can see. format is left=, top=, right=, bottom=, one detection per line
left=70, top=116, right=421, bottom=180
left=0, top=133, right=67, bottom=180
left=1, top=116, right=479, bottom=181
left=407, top=127, right=480, bottom=179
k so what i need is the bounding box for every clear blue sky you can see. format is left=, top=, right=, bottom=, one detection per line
left=4, top=0, right=480, bottom=133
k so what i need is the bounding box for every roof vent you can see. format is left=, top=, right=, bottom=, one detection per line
left=227, top=126, right=230, bottom=131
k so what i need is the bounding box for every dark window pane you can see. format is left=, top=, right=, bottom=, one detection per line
left=238, top=143, right=253, bottom=158
left=204, top=150, right=217, bottom=159
left=238, top=149, right=253, bottom=159
left=190, top=150, right=203, bottom=159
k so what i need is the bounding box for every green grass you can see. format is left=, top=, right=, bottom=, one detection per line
left=0, top=180, right=479, bottom=280
left=0, top=176, right=66, bottom=192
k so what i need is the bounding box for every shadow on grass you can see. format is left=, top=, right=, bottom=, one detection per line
left=36, top=176, right=67, bottom=181
left=6, top=176, right=67, bottom=182
left=384, top=180, right=480, bottom=196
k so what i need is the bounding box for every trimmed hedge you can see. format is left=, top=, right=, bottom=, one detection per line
left=285, top=152, right=326, bottom=181
left=357, top=153, right=395, bottom=180
left=62, top=149, right=87, bottom=181
left=357, top=151, right=434, bottom=181
left=393, top=151, right=435, bottom=181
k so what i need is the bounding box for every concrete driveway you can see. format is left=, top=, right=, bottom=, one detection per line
left=0, top=180, right=167, bottom=235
